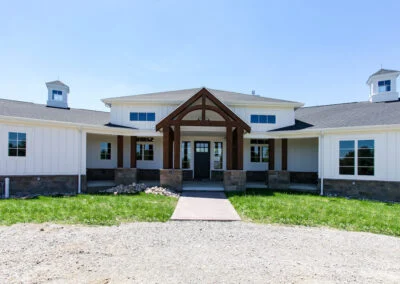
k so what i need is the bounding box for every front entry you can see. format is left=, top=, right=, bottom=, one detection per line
left=194, top=141, right=210, bottom=180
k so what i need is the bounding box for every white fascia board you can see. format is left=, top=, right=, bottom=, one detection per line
left=0, top=115, right=161, bottom=136
left=249, top=124, right=400, bottom=139
left=366, top=72, right=400, bottom=85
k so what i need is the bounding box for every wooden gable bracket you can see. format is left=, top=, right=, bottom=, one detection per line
left=155, top=88, right=251, bottom=133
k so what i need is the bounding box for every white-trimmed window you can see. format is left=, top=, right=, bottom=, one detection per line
left=52, top=90, right=63, bottom=101
left=136, top=137, right=154, bottom=161
left=339, top=139, right=374, bottom=176
left=100, top=142, right=111, bottom=160
left=378, top=80, right=391, bottom=93
left=181, top=141, right=191, bottom=169
left=250, top=139, right=269, bottom=163
left=8, top=132, right=26, bottom=157
left=213, top=142, right=223, bottom=169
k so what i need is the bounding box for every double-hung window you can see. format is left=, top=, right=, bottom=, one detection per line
left=339, top=139, right=374, bottom=176
left=250, top=139, right=269, bottom=163
left=8, top=132, right=26, bottom=157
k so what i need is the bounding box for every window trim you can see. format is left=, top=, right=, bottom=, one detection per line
left=378, top=80, right=391, bottom=93
left=136, top=142, right=154, bottom=161
left=250, top=114, right=276, bottom=124
left=8, top=132, right=27, bottom=157
left=130, top=112, right=156, bottom=122
left=338, top=139, right=375, bottom=177
left=100, top=142, right=112, bottom=160
left=213, top=142, right=223, bottom=170
left=250, top=140, right=269, bottom=163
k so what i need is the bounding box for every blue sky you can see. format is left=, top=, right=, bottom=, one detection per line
left=1, top=0, right=399, bottom=111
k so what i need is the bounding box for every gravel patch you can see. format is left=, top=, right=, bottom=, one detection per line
left=0, top=222, right=399, bottom=283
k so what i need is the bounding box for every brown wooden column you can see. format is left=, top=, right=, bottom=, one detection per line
left=117, top=135, right=124, bottom=168
left=173, top=125, right=181, bottom=169
left=268, top=139, right=275, bottom=170
left=236, top=127, right=244, bottom=170
left=282, top=138, right=288, bottom=171
left=130, top=136, right=137, bottom=168
left=163, top=127, right=171, bottom=169
left=226, top=126, right=232, bottom=170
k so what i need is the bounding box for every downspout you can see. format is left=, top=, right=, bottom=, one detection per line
left=78, top=127, right=82, bottom=194
left=319, top=132, right=324, bottom=196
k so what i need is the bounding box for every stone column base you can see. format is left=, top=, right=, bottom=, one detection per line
left=224, top=170, right=246, bottom=192
left=160, top=169, right=183, bottom=191
left=268, top=170, right=290, bottom=189
left=115, top=168, right=137, bottom=185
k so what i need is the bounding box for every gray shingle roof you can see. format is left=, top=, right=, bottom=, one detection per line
left=46, top=80, right=69, bottom=87
left=103, top=88, right=303, bottom=105
left=274, top=99, right=400, bottom=131
left=0, top=99, right=113, bottom=127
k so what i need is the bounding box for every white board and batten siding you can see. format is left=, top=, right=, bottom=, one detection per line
left=0, top=123, right=86, bottom=176
left=110, top=103, right=177, bottom=130
left=322, top=132, right=400, bottom=182
left=287, top=138, right=319, bottom=172
left=86, top=134, right=163, bottom=169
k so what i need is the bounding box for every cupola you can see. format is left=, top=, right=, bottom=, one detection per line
left=46, top=80, right=70, bottom=109
left=367, top=68, right=400, bottom=103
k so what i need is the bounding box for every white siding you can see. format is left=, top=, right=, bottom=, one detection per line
left=110, top=103, right=177, bottom=130
left=109, top=103, right=296, bottom=132
left=86, top=134, right=163, bottom=170
left=0, top=123, right=83, bottom=175
left=322, top=131, right=400, bottom=182
left=229, top=106, right=295, bottom=131
left=86, top=134, right=118, bottom=169
left=243, top=139, right=269, bottom=171
left=288, top=138, right=318, bottom=172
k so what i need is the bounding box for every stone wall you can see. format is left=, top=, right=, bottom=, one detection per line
left=322, top=179, right=400, bottom=202
left=224, top=170, right=246, bottom=192
left=268, top=171, right=290, bottom=189
left=246, top=171, right=268, bottom=182
left=0, top=175, right=79, bottom=197
left=160, top=169, right=183, bottom=191
left=115, top=168, right=137, bottom=185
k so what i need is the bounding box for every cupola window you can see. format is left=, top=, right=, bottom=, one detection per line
left=378, top=80, right=391, bottom=93
left=52, top=90, right=63, bottom=101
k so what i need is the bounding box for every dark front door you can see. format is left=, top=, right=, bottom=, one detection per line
left=194, top=141, right=210, bottom=180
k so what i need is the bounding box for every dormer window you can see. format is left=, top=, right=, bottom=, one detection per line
left=378, top=80, right=391, bottom=93
left=52, top=90, right=63, bottom=101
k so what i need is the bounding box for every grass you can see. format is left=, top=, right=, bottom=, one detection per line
left=0, top=193, right=178, bottom=226
left=227, top=189, right=400, bottom=237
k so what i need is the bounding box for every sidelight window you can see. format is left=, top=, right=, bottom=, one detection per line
left=181, top=141, right=191, bottom=169
left=214, top=142, right=223, bottom=169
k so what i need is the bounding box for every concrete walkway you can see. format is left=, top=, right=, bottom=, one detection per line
left=170, top=191, right=241, bottom=221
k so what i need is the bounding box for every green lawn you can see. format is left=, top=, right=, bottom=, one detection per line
left=227, top=189, right=400, bottom=236
left=0, top=193, right=178, bottom=226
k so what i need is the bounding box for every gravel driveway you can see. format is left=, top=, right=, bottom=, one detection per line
left=0, top=222, right=399, bottom=283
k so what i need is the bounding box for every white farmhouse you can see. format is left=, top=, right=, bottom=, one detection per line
left=1, top=69, right=400, bottom=201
